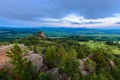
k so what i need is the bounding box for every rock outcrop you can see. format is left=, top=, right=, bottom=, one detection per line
left=0, top=44, right=43, bottom=71
left=37, top=31, right=46, bottom=39
left=79, top=54, right=115, bottom=76
left=0, top=44, right=116, bottom=77
left=24, top=52, right=43, bottom=71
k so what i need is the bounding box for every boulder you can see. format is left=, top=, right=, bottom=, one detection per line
left=0, top=44, right=43, bottom=71
left=24, top=53, right=43, bottom=71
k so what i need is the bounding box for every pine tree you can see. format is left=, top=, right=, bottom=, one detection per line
left=6, top=44, right=25, bottom=80
left=45, top=46, right=57, bottom=68
left=58, top=46, right=66, bottom=58
left=58, top=46, right=67, bottom=73
left=77, top=46, right=86, bottom=59
left=77, top=44, right=92, bottom=59
left=92, top=48, right=109, bottom=71
left=6, top=44, right=37, bottom=80
left=57, top=46, right=67, bottom=66
left=59, top=49, right=82, bottom=80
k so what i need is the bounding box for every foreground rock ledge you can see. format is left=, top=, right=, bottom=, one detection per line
left=0, top=44, right=43, bottom=71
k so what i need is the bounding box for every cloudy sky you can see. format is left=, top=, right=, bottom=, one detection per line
left=0, top=0, right=120, bottom=28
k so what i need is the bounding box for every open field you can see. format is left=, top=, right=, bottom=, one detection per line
left=0, top=27, right=120, bottom=42
left=79, top=41, right=120, bottom=54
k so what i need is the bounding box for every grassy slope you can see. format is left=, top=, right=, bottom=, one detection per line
left=79, top=41, right=120, bottom=54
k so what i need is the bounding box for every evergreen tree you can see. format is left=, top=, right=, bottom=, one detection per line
left=59, top=49, right=82, bottom=80
left=77, top=44, right=92, bottom=59
left=45, top=46, right=57, bottom=68
left=6, top=44, right=37, bottom=80
left=58, top=46, right=66, bottom=58
left=57, top=46, right=67, bottom=66
left=92, top=48, right=109, bottom=71
left=77, top=46, right=86, bottom=59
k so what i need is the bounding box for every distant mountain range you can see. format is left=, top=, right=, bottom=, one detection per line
left=1, top=27, right=120, bottom=35
left=0, top=27, right=120, bottom=42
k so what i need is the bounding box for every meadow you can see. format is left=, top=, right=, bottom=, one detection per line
left=80, top=41, right=120, bottom=54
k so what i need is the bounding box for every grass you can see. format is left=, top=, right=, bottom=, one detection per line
left=79, top=34, right=120, bottom=37
left=79, top=41, right=120, bottom=54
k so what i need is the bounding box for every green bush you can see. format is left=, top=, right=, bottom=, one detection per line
left=0, top=68, right=12, bottom=80
left=39, top=72, right=59, bottom=80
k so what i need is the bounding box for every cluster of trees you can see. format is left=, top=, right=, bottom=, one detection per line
left=105, top=41, right=120, bottom=48
left=0, top=34, right=120, bottom=80
left=44, top=46, right=81, bottom=80
left=43, top=44, right=120, bottom=80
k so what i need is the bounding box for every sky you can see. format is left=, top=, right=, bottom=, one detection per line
left=0, top=0, right=120, bottom=28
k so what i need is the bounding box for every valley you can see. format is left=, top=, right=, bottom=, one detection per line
left=0, top=27, right=120, bottom=80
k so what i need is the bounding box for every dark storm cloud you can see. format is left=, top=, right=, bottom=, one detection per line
left=0, top=0, right=120, bottom=21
